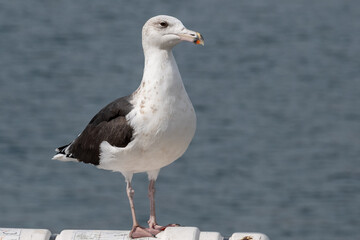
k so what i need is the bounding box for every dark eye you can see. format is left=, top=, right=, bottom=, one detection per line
left=159, top=21, right=168, bottom=28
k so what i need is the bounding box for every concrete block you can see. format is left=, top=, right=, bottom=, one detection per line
left=199, top=231, right=223, bottom=240
left=229, top=232, right=269, bottom=240
left=160, top=227, right=200, bottom=240
left=55, top=230, right=134, bottom=240
left=0, top=228, right=51, bottom=240
left=55, top=227, right=213, bottom=240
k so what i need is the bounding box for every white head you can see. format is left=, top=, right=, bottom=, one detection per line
left=142, top=15, right=204, bottom=51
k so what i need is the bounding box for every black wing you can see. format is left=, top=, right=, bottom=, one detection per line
left=59, top=95, right=134, bottom=165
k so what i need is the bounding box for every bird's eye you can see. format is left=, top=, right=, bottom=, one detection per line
left=159, top=21, right=168, bottom=28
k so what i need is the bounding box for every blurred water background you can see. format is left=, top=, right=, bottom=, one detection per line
left=0, top=1, right=359, bottom=240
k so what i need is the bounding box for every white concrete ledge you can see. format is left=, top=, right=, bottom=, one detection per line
left=1, top=227, right=269, bottom=240
left=229, top=232, right=270, bottom=240
left=0, top=228, right=51, bottom=240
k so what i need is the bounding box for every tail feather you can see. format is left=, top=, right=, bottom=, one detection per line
left=55, top=143, right=71, bottom=154
left=52, top=142, right=77, bottom=162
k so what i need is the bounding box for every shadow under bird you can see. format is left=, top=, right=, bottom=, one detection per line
left=53, top=15, right=204, bottom=238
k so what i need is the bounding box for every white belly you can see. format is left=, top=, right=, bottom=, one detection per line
left=98, top=87, right=196, bottom=174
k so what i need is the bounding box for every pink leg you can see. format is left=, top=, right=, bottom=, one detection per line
left=146, top=180, right=179, bottom=235
left=146, top=180, right=163, bottom=235
left=126, top=181, right=154, bottom=238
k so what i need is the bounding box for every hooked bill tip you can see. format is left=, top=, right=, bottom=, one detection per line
left=193, top=32, right=204, bottom=46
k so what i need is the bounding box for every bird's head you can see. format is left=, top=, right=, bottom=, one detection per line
left=142, top=15, right=204, bottom=50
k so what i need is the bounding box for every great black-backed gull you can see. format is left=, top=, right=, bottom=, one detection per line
left=52, top=15, right=204, bottom=238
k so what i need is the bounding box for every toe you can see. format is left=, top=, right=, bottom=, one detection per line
left=145, top=223, right=180, bottom=237
left=130, top=226, right=154, bottom=239
left=164, top=223, right=180, bottom=227
left=146, top=227, right=162, bottom=236
left=153, top=225, right=166, bottom=231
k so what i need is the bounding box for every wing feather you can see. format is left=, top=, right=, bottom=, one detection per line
left=56, top=95, right=134, bottom=165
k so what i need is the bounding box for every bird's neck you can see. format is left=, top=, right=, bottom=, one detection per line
left=141, top=48, right=183, bottom=91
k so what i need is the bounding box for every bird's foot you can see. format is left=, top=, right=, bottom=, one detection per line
left=146, top=223, right=180, bottom=235
left=129, top=225, right=154, bottom=239
left=162, top=223, right=180, bottom=228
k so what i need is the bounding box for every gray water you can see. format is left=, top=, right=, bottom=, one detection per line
left=0, top=1, right=359, bottom=240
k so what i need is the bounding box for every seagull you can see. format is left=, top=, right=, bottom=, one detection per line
left=52, top=15, right=204, bottom=238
